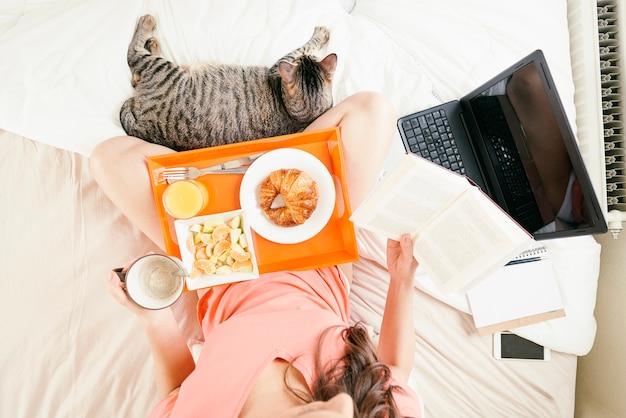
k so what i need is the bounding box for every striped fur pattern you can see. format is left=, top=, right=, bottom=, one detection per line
left=120, top=15, right=337, bottom=151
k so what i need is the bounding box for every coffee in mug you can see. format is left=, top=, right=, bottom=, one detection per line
left=114, top=254, right=186, bottom=309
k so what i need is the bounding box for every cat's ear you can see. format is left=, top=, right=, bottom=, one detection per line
left=278, top=61, right=298, bottom=85
left=319, top=53, right=338, bottom=79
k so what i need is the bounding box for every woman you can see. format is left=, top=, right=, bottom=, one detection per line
left=90, top=92, right=421, bottom=417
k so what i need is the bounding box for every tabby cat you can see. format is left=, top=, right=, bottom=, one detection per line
left=120, top=14, right=337, bottom=151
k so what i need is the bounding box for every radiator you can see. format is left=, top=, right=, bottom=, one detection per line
left=598, top=0, right=626, bottom=237
left=568, top=0, right=626, bottom=238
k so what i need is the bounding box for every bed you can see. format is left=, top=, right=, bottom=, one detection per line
left=0, top=1, right=603, bottom=417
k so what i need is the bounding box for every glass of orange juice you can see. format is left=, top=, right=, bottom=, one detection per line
left=162, top=180, right=209, bottom=219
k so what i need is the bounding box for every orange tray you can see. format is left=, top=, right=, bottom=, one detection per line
left=147, top=128, right=358, bottom=274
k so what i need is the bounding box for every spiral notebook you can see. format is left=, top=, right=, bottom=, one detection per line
left=467, top=246, right=565, bottom=335
left=506, top=246, right=549, bottom=265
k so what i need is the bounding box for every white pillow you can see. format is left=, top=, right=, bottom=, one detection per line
left=0, top=0, right=434, bottom=156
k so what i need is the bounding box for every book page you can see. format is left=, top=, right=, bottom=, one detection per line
left=350, top=154, right=470, bottom=239
left=413, top=188, right=532, bottom=292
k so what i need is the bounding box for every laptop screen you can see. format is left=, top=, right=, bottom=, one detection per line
left=464, top=56, right=606, bottom=239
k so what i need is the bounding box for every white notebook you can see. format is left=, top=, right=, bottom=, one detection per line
left=467, top=247, right=565, bottom=335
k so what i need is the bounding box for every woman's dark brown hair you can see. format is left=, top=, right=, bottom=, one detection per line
left=286, top=323, right=404, bottom=418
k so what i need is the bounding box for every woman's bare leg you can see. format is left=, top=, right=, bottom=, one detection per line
left=306, top=92, right=397, bottom=281
left=306, top=91, right=397, bottom=209
left=89, top=137, right=173, bottom=250
left=91, top=137, right=206, bottom=347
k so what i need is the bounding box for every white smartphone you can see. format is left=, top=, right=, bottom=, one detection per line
left=493, top=332, right=550, bottom=361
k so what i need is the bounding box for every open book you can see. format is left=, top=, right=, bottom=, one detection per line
left=350, top=153, right=535, bottom=293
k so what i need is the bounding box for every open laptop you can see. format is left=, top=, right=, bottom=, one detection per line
left=397, top=50, right=607, bottom=240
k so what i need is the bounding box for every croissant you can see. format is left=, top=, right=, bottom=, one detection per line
left=259, top=169, right=319, bottom=227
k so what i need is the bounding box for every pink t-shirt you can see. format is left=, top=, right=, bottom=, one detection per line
left=148, top=266, right=421, bottom=417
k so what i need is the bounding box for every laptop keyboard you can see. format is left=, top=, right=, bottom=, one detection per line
left=470, top=97, right=545, bottom=232
left=491, top=134, right=543, bottom=229
left=400, top=110, right=466, bottom=175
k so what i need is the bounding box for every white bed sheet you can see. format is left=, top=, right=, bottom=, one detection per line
left=0, top=1, right=599, bottom=417
left=0, top=131, right=161, bottom=416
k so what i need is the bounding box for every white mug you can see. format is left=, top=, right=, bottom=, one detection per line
left=113, top=254, right=186, bottom=310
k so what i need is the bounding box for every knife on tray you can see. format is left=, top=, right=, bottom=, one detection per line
left=157, top=152, right=266, bottom=183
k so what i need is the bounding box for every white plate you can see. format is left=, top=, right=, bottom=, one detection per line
left=173, top=209, right=259, bottom=290
left=239, top=148, right=335, bottom=244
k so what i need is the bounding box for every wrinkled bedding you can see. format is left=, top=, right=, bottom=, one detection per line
left=0, top=1, right=598, bottom=417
